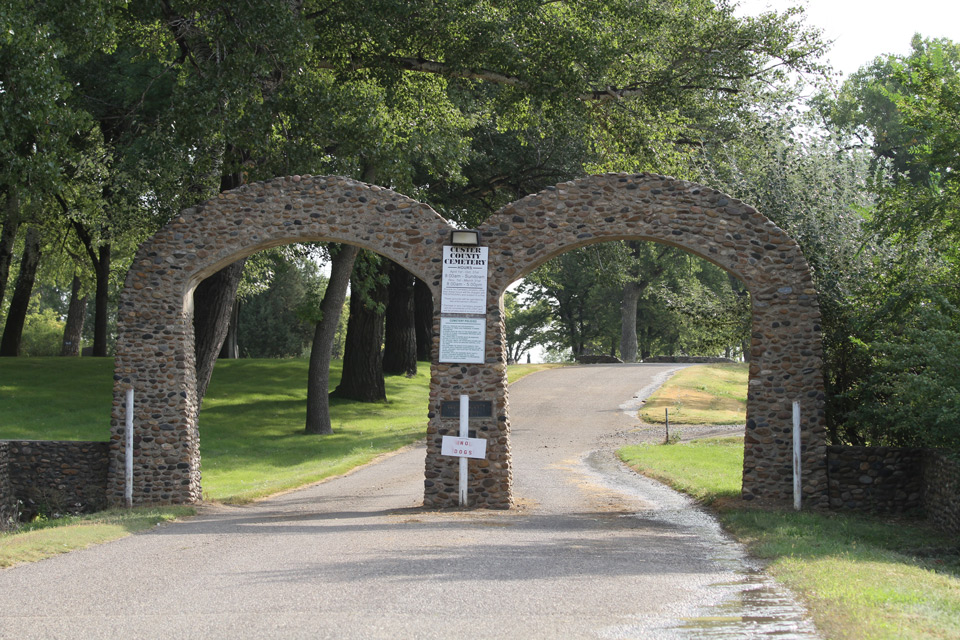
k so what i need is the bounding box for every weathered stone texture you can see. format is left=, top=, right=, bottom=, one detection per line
left=0, top=442, right=17, bottom=530
left=826, top=446, right=925, bottom=513
left=923, top=451, right=960, bottom=536
left=827, top=446, right=960, bottom=536
left=5, top=441, right=109, bottom=519
left=110, top=173, right=828, bottom=509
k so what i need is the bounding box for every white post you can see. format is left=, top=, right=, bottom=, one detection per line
left=125, top=388, right=134, bottom=509
left=459, top=394, right=469, bottom=506
left=792, top=400, right=802, bottom=511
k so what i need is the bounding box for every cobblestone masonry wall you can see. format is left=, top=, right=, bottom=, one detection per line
left=5, top=441, right=110, bottom=519
left=109, top=173, right=827, bottom=508
left=826, top=446, right=925, bottom=513
left=827, top=446, right=959, bottom=536
left=923, top=451, right=960, bottom=536
left=0, top=442, right=17, bottom=530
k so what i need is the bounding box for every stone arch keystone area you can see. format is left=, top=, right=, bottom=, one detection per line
left=108, top=173, right=828, bottom=509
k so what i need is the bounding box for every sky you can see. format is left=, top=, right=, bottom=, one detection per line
left=735, top=0, right=960, bottom=79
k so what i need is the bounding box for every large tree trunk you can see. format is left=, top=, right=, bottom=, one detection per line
left=218, top=299, right=240, bottom=359
left=414, top=277, right=433, bottom=361
left=193, top=260, right=246, bottom=401
left=619, top=281, right=641, bottom=362
left=60, top=274, right=87, bottom=356
left=191, top=169, right=247, bottom=401
left=0, top=187, right=21, bottom=305
left=331, top=257, right=388, bottom=402
left=71, top=220, right=112, bottom=357
left=91, top=244, right=111, bottom=357
left=382, top=261, right=417, bottom=376
left=0, top=226, right=41, bottom=357
left=305, top=244, right=359, bottom=434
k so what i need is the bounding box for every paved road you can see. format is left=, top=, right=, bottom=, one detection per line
left=0, top=364, right=819, bottom=639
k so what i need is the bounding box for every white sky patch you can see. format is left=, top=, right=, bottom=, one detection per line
left=735, top=0, right=960, bottom=79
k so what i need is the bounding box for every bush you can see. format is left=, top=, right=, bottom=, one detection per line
left=20, top=308, right=64, bottom=357
left=850, top=301, right=960, bottom=451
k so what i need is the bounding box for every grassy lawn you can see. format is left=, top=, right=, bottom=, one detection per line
left=619, top=438, right=960, bottom=640
left=640, top=363, right=747, bottom=425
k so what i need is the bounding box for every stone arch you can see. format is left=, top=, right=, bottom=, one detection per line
left=109, top=173, right=826, bottom=509
left=475, top=173, right=827, bottom=505
left=107, top=176, right=456, bottom=504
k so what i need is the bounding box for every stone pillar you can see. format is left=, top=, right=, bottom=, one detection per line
left=742, top=285, right=827, bottom=506
left=424, top=291, right=512, bottom=508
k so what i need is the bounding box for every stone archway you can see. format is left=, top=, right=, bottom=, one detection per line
left=108, top=173, right=827, bottom=508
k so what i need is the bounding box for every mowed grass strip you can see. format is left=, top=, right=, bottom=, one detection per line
left=0, top=507, right=194, bottom=568
left=640, top=363, right=747, bottom=425
left=619, top=438, right=960, bottom=640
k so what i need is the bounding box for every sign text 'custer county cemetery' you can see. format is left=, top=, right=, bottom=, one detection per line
left=439, top=245, right=489, bottom=364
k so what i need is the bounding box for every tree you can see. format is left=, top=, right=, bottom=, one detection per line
left=331, top=251, right=389, bottom=403
left=0, top=227, right=42, bottom=356
left=305, top=244, right=358, bottom=434
left=504, top=291, right=550, bottom=364
left=382, top=261, right=418, bottom=377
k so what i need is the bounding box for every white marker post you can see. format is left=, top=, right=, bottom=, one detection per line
left=459, top=394, right=469, bottom=505
left=125, top=388, right=134, bottom=509
left=792, top=400, right=802, bottom=511
left=440, top=395, right=488, bottom=507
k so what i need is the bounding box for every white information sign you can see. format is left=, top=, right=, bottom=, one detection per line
left=439, top=317, right=486, bottom=364
left=441, top=246, right=489, bottom=315
left=441, top=435, right=488, bottom=459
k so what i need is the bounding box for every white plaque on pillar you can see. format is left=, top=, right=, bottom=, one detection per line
left=441, top=246, right=489, bottom=315
left=439, top=317, right=486, bottom=364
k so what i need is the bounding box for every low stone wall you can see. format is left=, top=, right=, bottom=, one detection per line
left=4, top=441, right=110, bottom=520
left=924, top=451, right=960, bottom=535
left=577, top=355, right=623, bottom=364
left=826, top=446, right=925, bottom=514
left=827, top=445, right=959, bottom=535
left=0, top=442, right=17, bottom=531
left=642, top=356, right=735, bottom=364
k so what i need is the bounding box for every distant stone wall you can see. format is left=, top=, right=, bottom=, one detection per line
left=827, top=446, right=959, bottom=535
left=5, top=441, right=109, bottom=519
left=577, top=355, right=623, bottom=364
left=642, top=356, right=736, bottom=364
left=0, top=442, right=17, bottom=530
left=924, top=451, right=960, bottom=535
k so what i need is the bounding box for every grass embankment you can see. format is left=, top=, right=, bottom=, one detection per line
left=640, top=362, right=747, bottom=425
left=0, top=357, right=551, bottom=566
left=625, top=363, right=960, bottom=639
left=620, top=439, right=960, bottom=639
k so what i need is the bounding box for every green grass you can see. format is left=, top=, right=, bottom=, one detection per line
left=640, top=363, right=747, bottom=425
left=618, top=436, right=743, bottom=504
left=0, top=506, right=194, bottom=568
left=619, top=437, right=960, bottom=640
left=506, top=362, right=567, bottom=384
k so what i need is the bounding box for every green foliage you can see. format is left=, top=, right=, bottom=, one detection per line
left=848, top=299, right=960, bottom=450
left=503, top=291, right=551, bottom=364
left=19, top=306, right=63, bottom=357
left=236, top=252, right=324, bottom=359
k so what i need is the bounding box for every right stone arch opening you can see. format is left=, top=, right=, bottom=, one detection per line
left=482, top=173, right=828, bottom=506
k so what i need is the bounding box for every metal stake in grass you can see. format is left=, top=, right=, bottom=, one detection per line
left=664, top=408, right=670, bottom=445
